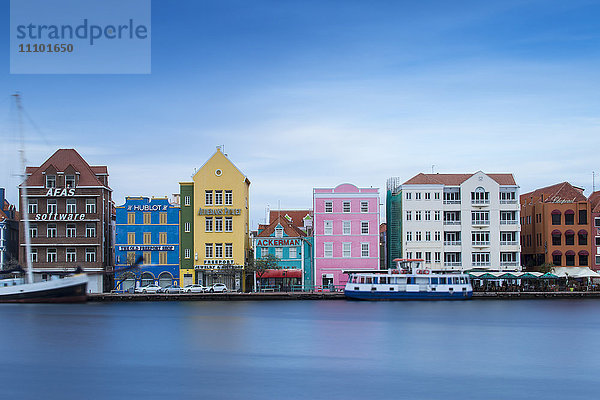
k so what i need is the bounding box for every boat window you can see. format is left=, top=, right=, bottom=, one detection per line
left=373, top=277, right=378, bottom=284
left=365, top=277, right=372, bottom=284
left=430, top=277, right=438, bottom=284
left=460, top=277, right=465, bottom=284
left=439, top=277, right=447, bottom=284
left=453, top=277, right=459, bottom=284
left=407, top=277, right=414, bottom=284
left=360, top=277, right=365, bottom=284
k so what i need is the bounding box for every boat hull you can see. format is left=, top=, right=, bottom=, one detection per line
left=344, top=289, right=473, bottom=301
left=0, top=275, right=88, bottom=303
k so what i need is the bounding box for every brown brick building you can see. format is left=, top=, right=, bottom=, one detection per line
left=19, top=149, right=114, bottom=292
left=520, top=182, right=592, bottom=270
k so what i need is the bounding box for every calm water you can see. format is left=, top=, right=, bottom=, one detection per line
left=1, top=300, right=599, bottom=399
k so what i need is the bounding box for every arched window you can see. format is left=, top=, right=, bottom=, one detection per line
left=158, top=272, right=173, bottom=288
left=551, top=210, right=561, bottom=225
left=551, top=230, right=561, bottom=246
left=578, top=230, right=588, bottom=245
left=578, top=250, right=589, bottom=266
left=471, top=187, right=489, bottom=204
left=565, top=250, right=575, bottom=266
left=552, top=250, right=562, bottom=266
left=564, top=209, right=575, bottom=225
left=564, top=230, right=575, bottom=246
left=141, top=272, right=154, bottom=287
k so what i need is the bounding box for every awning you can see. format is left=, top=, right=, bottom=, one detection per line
left=540, top=272, right=559, bottom=279
left=565, top=209, right=575, bottom=215
left=578, top=250, right=589, bottom=256
left=552, top=250, right=562, bottom=256
left=551, top=209, right=561, bottom=215
left=565, top=250, right=575, bottom=256
left=552, top=267, right=600, bottom=278
left=551, top=230, right=561, bottom=236
left=519, top=272, right=542, bottom=279
left=499, top=272, right=519, bottom=279
left=565, top=230, right=575, bottom=235
left=257, top=269, right=302, bottom=279
left=578, top=229, right=588, bottom=236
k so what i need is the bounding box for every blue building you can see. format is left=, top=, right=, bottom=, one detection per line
left=0, top=188, right=19, bottom=271
left=114, top=197, right=180, bottom=291
left=253, top=213, right=313, bottom=291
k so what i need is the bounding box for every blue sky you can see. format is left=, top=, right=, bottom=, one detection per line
left=1, top=0, right=599, bottom=226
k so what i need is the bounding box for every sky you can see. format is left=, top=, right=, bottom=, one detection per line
left=1, top=0, right=599, bottom=227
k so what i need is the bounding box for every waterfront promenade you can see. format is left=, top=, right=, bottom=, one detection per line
left=89, top=291, right=600, bottom=301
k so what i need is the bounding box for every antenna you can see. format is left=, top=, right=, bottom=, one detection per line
left=594, top=171, right=596, bottom=192
left=432, top=165, right=435, bottom=173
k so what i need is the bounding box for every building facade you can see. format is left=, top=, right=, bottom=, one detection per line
left=179, top=148, right=250, bottom=291
left=18, top=149, right=113, bottom=292
left=114, top=196, right=180, bottom=291
left=254, top=214, right=313, bottom=290
left=313, top=183, right=380, bottom=288
left=0, top=188, right=19, bottom=270
left=392, top=172, right=521, bottom=271
left=591, top=191, right=600, bottom=271
left=521, top=183, right=592, bottom=270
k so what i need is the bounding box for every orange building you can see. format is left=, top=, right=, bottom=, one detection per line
left=590, top=191, right=600, bottom=271
left=520, top=182, right=592, bottom=269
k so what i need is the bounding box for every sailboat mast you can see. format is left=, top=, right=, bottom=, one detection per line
left=14, top=94, right=34, bottom=285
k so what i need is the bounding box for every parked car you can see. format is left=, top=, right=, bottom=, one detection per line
left=208, top=283, right=228, bottom=293
left=163, top=284, right=182, bottom=294
left=135, top=284, right=163, bottom=294
left=183, top=284, right=208, bottom=293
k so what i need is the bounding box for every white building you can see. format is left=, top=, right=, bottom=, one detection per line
left=398, top=172, right=521, bottom=271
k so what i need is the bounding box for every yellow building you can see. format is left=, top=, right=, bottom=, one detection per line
left=179, top=147, right=250, bottom=291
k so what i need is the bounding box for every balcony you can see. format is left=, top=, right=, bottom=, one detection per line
left=444, top=262, right=462, bottom=267
left=472, top=241, right=490, bottom=247
left=500, top=241, right=518, bottom=246
left=500, top=199, right=518, bottom=205
left=500, top=220, right=518, bottom=225
left=443, top=200, right=461, bottom=205
left=471, top=199, right=490, bottom=206
left=471, top=220, right=490, bottom=226
left=500, top=261, right=519, bottom=267
left=443, top=220, right=461, bottom=226
left=444, top=240, right=461, bottom=246
left=472, top=261, right=491, bottom=267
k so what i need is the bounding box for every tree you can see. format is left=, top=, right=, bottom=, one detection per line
left=247, top=254, right=282, bottom=289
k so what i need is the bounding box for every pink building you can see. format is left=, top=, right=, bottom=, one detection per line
left=313, top=183, right=380, bottom=288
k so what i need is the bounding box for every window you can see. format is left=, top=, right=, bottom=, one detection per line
left=501, top=231, right=517, bottom=245
left=159, top=232, right=167, bottom=245
left=472, top=211, right=489, bottom=225
left=225, top=243, right=233, bottom=258
left=434, top=211, right=440, bottom=221
left=215, top=217, right=223, bottom=232
left=66, top=248, right=76, bottom=262
left=86, top=199, right=96, bottom=214
left=425, top=211, right=431, bottom=221
left=143, top=212, right=151, bottom=225
left=184, top=222, right=191, bottom=233
left=580, top=254, right=588, bottom=266
left=184, top=248, right=191, bottom=259
left=128, top=212, right=135, bottom=224
left=406, top=192, right=412, bottom=200
left=127, top=232, right=135, bottom=244
left=415, top=232, right=422, bottom=241
left=500, top=252, right=517, bottom=265
left=425, top=231, right=431, bottom=241
left=416, top=252, right=423, bottom=260
left=425, top=252, right=431, bottom=263
left=29, top=224, right=37, bottom=238
left=215, top=243, right=223, bottom=258
left=289, top=247, right=297, bottom=258
left=415, top=211, right=422, bottom=221
left=425, top=192, right=431, bottom=200
left=500, top=211, right=517, bottom=224
left=205, top=191, right=213, bottom=205
left=579, top=210, right=587, bottom=225
left=415, top=193, right=421, bottom=200
left=406, top=211, right=412, bottom=221
left=159, top=252, right=167, bottom=265
left=406, top=231, right=412, bottom=241
left=324, top=243, right=333, bottom=258
left=86, top=223, right=96, bottom=238
left=143, top=232, right=151, bottom=244
left=472, top=231, right=490, bottom=246
left=65, top=224, right=76, bottom=238
left=552, top=212, right=561, bottom=225
left=28, top=200, right=38, bottom=214
left=225, top=217, right=233, bottom=232
left=434, top=252, right=441, bottom=263
left=596, top=237, right=600, bottom=247
left=47, top=248, right=57, bottom=263
left=406, top=252, right=412, bottom=259
left=205, top=243, right=213, bottom=258
left=578, top=232, right=587, bottom=246
left=553, top=254, right=561, bottom=266
left=596, top=217, right=600, bottom=227
left=47, top=224, right=57, bottom=238
left=361, top=243, right=369, bottom=257
left=225, top=190, right=233, bottom=205
left=434, top=231, right=440, bottom=241
left=343, top=202, right=351, bottom=213
left=274, top=226, right=284, bottom=238
left=46, top=175, right=56, bottom=188
left=444, top=231, right=461, bottom=245
left=596, top=255, right=600, bottom=266
left=159, top=213, right=167, bottom=224
left=215, top=190, right=223, bottom=205
left=184, top=196, right=191, bottom=206
left=471, top=187, right=489, bottom=204
left=66, top=199, right=76, bottom=213
left=566, top=253, right=575, bottom=266
left=30, top=248, right=38, bottom=263
left=361, top=221, right=369, bottom=234
left=361, top=201, right=369, bottom=213
left=343, top=242, right=351, bottom=258
left=85, top=248, right=96, bottom=262
left=261, top=247, right=268, bottom=257
left=343, top=221, right=351, bottom=235
left=434, top=192, right=440, bottom=200
left=472, top=252, right=490, bottom=266
left=142, top=251, right=151, bottom=264
left=47, top=199, right=57, bottom=213
left=443, top=190, right=461, bottom=204
left=500, top=190, right=516, bottom=203
left=324, top=221, right=333, bottom=235
left=205, top=217, right=213, bottom=232
left=565, top=211, right=575, bottom=225
left=565, top=232, right=575, bottom=246
left=275, top=247, right=283, bottom=258
left=65, top=175, right=76, bottom=188
left=325, top=201, right=333, bottom=213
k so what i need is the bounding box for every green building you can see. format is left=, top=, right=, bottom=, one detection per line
left=386, top=177, right=402, bottom=269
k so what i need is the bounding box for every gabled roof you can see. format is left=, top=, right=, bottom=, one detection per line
left=22, top=149, right=110, bottom=188
left=403, top=172, right=516, bottom=186
left=269, top=209, right=312, bottom=229
left=520, top=182, right=587, bottom=204
left=257, top=215, right=307, bottom=238
left=589, top=191, right=600, bottom=213
left=194, top=147, right=250, bottom=184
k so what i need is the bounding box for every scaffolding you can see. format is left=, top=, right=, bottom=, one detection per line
left=386, top=178, right=403, bottom=269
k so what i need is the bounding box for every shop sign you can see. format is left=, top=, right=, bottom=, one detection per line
left=34, top=213, right=86, bottom=221
left=255, top=238, right=301, bottom=247
left=198, top=208, right=241, bottom=216
left=195, top=264, right=242, bottom=270
left=118, top=245, right=175, bottom=251
left=127, top=204, right=168, bottom=211
left=45, top=188, right=76, bottom=197
left=203, top=259, right=235, bottom=265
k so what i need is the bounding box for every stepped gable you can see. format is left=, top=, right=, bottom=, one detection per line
left=258, top=214, right=306, bottom=238
left=22, top=149, right=109, bottom=188
left=403, top=172, right=515, bottom=186
left=269, top=209, right=312, bottom=229
left=589, top=191, right=600, bottom=213
left=520, top=182, right=587, bottom=204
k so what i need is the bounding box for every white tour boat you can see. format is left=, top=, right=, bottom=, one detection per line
left=344, top=258, right=473, bottom=300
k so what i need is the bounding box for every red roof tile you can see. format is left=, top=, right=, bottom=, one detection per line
left=589, top=191, right=600, bottom=213
left=403, top=172, right=516, bottom=186
left=269, top=210, right=312, bottom=229
left=258, top=215, right=307, bottom=238
left=520, top=182, right=587, bottom=204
